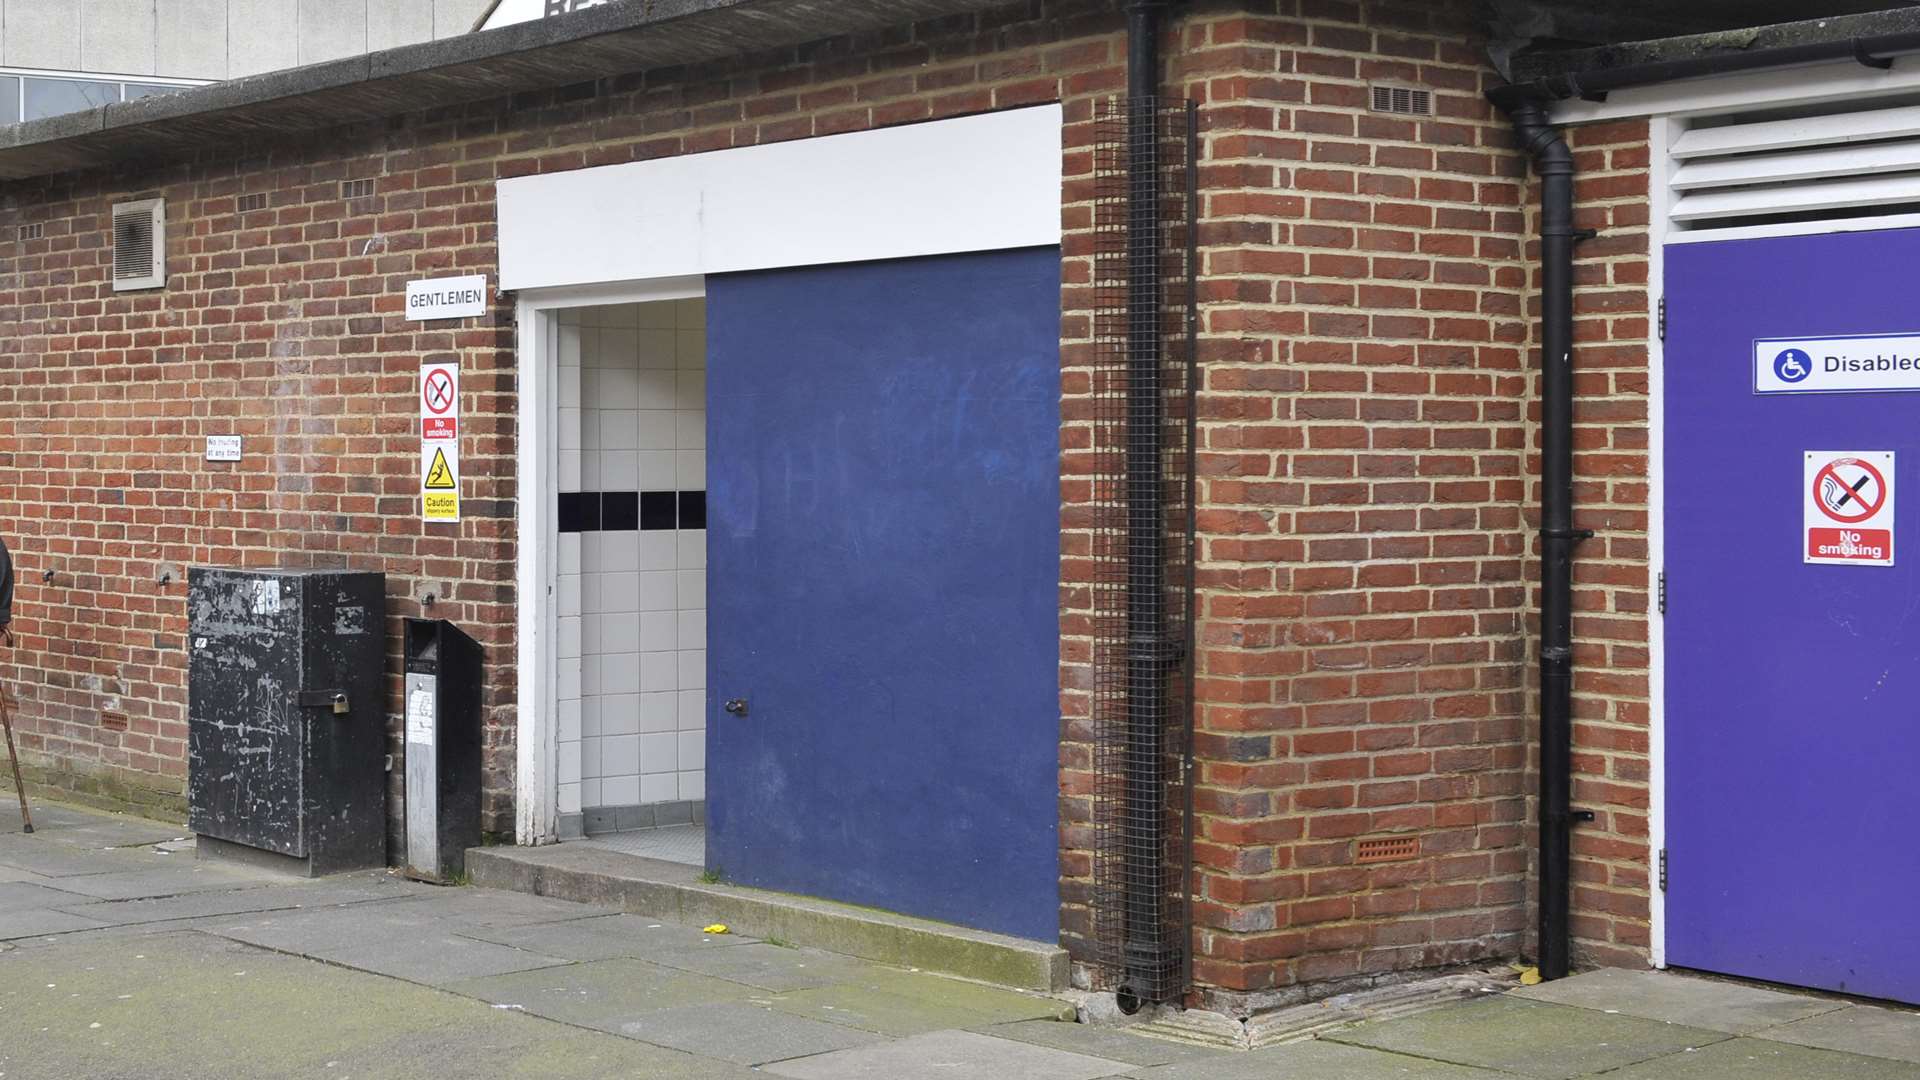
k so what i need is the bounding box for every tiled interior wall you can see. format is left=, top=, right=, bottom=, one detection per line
left=554, top=299, right=707, bottom=816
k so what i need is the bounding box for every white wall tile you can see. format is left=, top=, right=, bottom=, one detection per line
left=603, top=734, right=640, bottom=776
left=639, top=571, right=677, bottom=612
left=581, top=654, right=604, bottom=697
left=601, top=410, right=640, bottom=450
left=601, top=657, right=641, bottom=696
left=677, top=650, right=706, bottom=691
left=559, top=533, right=582, bottom=574
left=641, top=611, right=677, bottom=653
left=677, top=330, right=707, bottom=368
left=640, top=692, right=677, bottom=733
left=639, top=301, right=677, bottom=329
left=676, top=731, right=705, bottom=772
left=558, top=739, right=582, bottom=784
left=677, top=690, right=705, bottom=730
left=676, top=411, right=707, bottom=450
left=639, top=451, right=678, bottom=490
left=559, top=450, right=582, bottom=491
left=560, top=364, right=581, bottom=407
left=677, top=570, right=706, bottom=611
left=603, top=451, right=640, bottom=490
left=603, top=776, right=640, bottom=804
left=602, top=329, right=640, bottom=366
left=559, top=658, right=582, bottom=701
left=558, top=781, right=581, bottom=814
left=678, top=531, right=707, bottom=571
left=679, top=772, right=706, bottom=801
left=636, top=369, right=676, bottom=410
left=637, top=411, right=677, bottom=450
left=582, top=697, right=603, bottom=738
left=641, top=774, right=679, bottom=804
left=641, top=651, right=678, bottom=693
left=640, top=532, right=677, bottom=572
left=675, top=298, right=706, bottom=330
left=676, top=371, right=706, bottom=410
left=637, top=330, right=677, bottom=368
left=557, top=616, right=582, bottom=660
left=601, top=365, right=643, bottom=409
left=601, top=695, right=639, bottom=736
left=675, top=450, right=706, bottom=489
left=559, top=698, right=582, bottom=743
left=676, top=610, right=706, bottom=651
left=559, top=408, right=582, bottom=450
left=639, top=732, right=677, bottom=774
left=580, top=777, right=602, bottom=807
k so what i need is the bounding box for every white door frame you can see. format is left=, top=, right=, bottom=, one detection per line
left=512, top=275, right=705, bottom=845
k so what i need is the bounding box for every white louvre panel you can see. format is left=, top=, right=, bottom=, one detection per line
left=1667, top=97, right=1920, bottom=241
left=111, top=198, right=165, bottom=291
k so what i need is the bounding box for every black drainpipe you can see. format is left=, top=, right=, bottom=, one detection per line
left=1119, top=0, right=1169, bottom=1014
left=1488, top=90, right=1587, bottom=983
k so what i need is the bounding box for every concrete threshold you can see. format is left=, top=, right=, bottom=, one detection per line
left=466, top=842, right=1070, bottom=992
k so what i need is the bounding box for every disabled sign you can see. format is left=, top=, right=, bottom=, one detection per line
left=1805, top=451, right=1894, bottom=566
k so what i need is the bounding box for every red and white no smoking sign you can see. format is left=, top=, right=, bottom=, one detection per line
left=1805, top=450, right=1895, bottom=565
left=421, top=363, right=458, bottom=440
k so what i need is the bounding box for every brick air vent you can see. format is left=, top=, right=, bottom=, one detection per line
left=341, top=178, right=377, bottom=200
left=1369, top=83, right=1431, bottom=116
left=1355, top=835, right=1420, bottom=864
left=237, top=193, right=268, bottom=213
left=18, top=222, right=42, bottom=241
left=111, top=198, right=165, bottom=291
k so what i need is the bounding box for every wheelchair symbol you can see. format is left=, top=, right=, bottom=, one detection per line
left=1774, top=348, right=1812, bottom=383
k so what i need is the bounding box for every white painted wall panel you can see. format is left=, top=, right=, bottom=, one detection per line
left=497, top=105, right=1064, bottom=292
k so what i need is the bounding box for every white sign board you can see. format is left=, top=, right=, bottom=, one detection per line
left=1756, top=334, right=1920, bottom=394
left=420, top=361, right=461, bottom=523
left=482, top=0, right=615, bottom=29
left=204, top=435, right=241, bottom=462
left=406, top=275, right=488, bottom=322
left=1805, top=450, right=1895, bottom=566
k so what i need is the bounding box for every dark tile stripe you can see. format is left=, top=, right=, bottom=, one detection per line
left=559, top=491, right=706, bottom=533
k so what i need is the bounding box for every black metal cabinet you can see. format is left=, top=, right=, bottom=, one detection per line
left=187, top=568, right=387, bottom=876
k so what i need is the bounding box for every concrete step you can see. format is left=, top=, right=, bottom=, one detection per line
left=466, top=842, right=1070, bottom=993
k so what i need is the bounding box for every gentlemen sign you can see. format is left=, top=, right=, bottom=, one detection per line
left=406, top=275, right=488, bottom=321
left=1755, top=333, right=1920, bottom=394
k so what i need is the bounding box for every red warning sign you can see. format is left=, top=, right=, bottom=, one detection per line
left=1805, top=451, right=1894, bottom=566
left=421, top=363, right=458, bottom=440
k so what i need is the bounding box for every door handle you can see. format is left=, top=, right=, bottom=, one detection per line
left=723, top=698, right=749, bottom=717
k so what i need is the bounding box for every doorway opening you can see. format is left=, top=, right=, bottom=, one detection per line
left=553, top=296, right=708, bottom=865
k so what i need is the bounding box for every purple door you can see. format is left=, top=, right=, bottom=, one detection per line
left=1666, top=228, right=1920, bottom=1003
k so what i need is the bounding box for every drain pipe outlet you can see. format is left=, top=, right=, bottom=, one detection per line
left=1490, top=90, right=1588, bottom=983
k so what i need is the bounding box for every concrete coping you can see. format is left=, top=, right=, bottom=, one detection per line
left=465, top=840, right=1071, bottom=993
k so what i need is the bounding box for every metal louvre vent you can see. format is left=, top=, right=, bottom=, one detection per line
left=1671, top=96, right=1920, bottom=236
left=237, top=192, right=268, bottom=213
left=1370, top=83, right=1432, bottom=116
left=111, top=198, right=165, bottom=291
left=18, top=222, right=41, bottom=241
left=1087, top=97, right=1197, bottom=1008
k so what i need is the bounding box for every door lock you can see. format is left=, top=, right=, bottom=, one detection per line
left=298, top=690, right=350, bottom=715
left=723, top=698, right=749, bottom=717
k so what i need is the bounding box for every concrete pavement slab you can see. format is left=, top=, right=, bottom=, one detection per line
left=445, top=957, right=761, bottom=1029
left=31, top=863, right=265, bottom=900
left=980, top=1019, right=1228, bottom=1067
left=764, top=1029, right=1126, bottom=1080
left=0, top=840, right=170, bottom=878
left=54, top=874, right=426, bottom=928
left=1126, top=1038, right=1529, bottom=1079
left=0, top=907, right=111, bottom=938
left=1599, top=1036, right=1920, bottom=1079
left=767, top=980, right=1057, bottom=1037
left=614, top=1000, right=887, bottom=1064
left=648, top=941, right=872, bottom=991
left=209, top=902, right=575, bottom=984
left=1761, top=1004, right=1920, bottom=1065
left=1326, top=996, right=1732, bottom=1079
left=369, top=885, right=620, bottom=927
left=0, top=927, right=759, bottom=1080
left=1514, top=968, right=1844, bottom=1033
left=0, top=879, right=91, bottom=908
left=459, top=911, right=758, bottom=961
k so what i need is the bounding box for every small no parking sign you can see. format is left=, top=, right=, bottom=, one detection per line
left=1805, top=451, right=1894, bottom=565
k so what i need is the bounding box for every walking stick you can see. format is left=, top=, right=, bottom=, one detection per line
left=0, top=537, right=30, bottom=833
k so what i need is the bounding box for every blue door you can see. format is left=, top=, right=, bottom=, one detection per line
left=704, top=249, right=1062, bottom=941
left=1665, top=228, right=1920, bottom=1003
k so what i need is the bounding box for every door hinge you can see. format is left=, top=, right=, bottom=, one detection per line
left=1657, top=297, right=1666, bottom=341
left=1657, top=571, right=1666, bottom=615
left=1658, top=848, right=1668, bottom=892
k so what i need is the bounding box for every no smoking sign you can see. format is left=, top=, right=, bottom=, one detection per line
left=1805, top=450, right=1894, bottom=566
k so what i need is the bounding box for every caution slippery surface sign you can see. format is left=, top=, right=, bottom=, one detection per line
left=421, top=362, right=460, bottom=523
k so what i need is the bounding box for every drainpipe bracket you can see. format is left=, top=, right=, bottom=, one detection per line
left=1854, top=39, right=1895, bottom=70
left=1539, top=527, right=1595, bottom=544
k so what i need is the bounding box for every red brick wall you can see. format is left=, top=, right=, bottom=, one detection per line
left=0, top=0, right=1661, bottom=1007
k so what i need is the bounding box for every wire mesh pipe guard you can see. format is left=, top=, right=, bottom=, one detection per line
left=1088, top=96, right=1197, bottom=1011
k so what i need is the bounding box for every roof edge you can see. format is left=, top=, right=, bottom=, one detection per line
left=1509, top=7, right=1920, bottom=84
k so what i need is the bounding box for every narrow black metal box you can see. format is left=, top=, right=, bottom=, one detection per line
left=402, top=617, right=483, bottom=883
left=187, top=567, right=387, bottom=876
